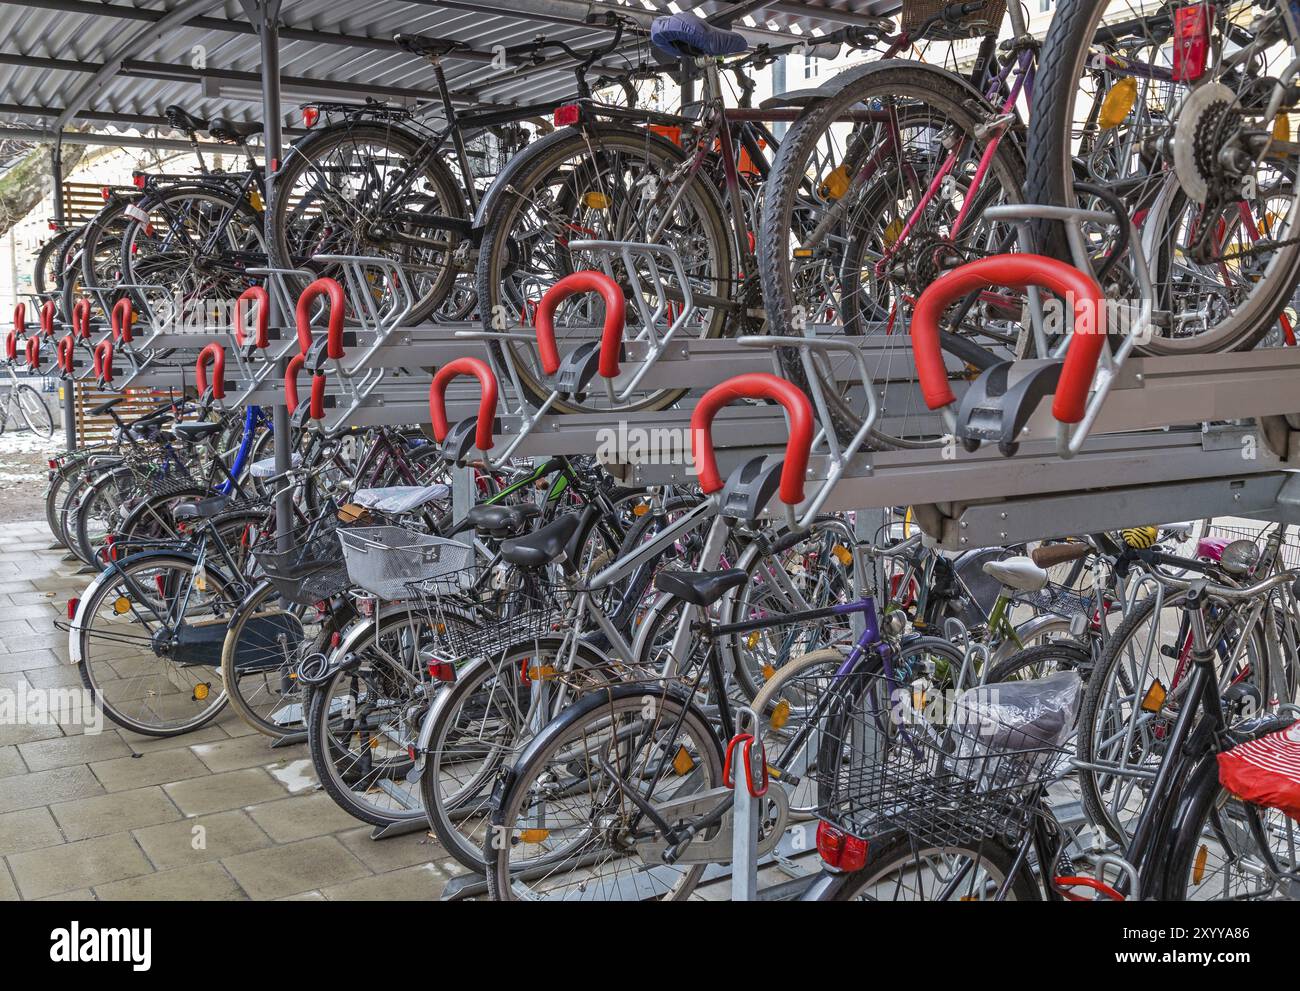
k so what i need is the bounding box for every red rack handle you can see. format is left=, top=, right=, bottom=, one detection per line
left=533, top=271, right=625, bottom=377
left=93, top=339, right=114, bottom=384
left=40, top=300, right=55, bottom=337
left=57, top=335, right=74, bottom=374
left=13, top=302, right=25, bottom=337
left=284, top=353, right=326, bottom=420
left=3, top=330, right=16, bottom=362
left=196, top=343, right=226, bottom=400
left=429, top=357, right=498, bottom=451
left=72, top=298, right=92, bottom=339
left=1052, top=876, right=1125, bottom=902
left=910, top=254, right=1105, bottom=424
left=234, top=286, right=269, bottom=349
left=295, top=278, right=345, bottom=359
left=690, top=373, right=815, bottom=506
left=24, top=336, right=39, bottom=371
left=112, top=298, right=134, bottom=344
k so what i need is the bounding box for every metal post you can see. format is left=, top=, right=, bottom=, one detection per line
left=248, top=0, right=292, bottom=548
left=51, top=142, right=77, bottom=452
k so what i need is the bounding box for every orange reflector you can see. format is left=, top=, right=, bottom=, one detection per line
left=831, top=544, right=853, bottom=566
left=1193, top=844, right=1209, bottom=885
left=193, top=683, right=210, bottom=701
left=1140, top=679, right=1167, bottom=714
left=770, top=699, right=790, bottom=731
left=672, top=745, right=695, bottom=776
left=519, top=828, right=550, bottom=844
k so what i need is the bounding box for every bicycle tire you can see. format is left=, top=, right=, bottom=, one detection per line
left=826, top=829, right=1041, bottom=901
left=16, top=384, right=53, bottom=438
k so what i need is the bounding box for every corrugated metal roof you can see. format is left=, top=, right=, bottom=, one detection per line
left=0, top=0, right=890, bottom=141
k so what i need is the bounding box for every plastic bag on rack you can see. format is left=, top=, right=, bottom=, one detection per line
left=949, top=671, right=1082, bottom=789
left=1218, top=721, right=1300, bottom=823
left=352, top=485, right=450, bottom=515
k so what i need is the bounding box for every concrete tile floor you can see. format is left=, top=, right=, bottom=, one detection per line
left=0, top=521, right=463, bottom=900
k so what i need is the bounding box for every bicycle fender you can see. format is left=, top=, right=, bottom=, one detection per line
left=803, top=57, right=995, bottom=109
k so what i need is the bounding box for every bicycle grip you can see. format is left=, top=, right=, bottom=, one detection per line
left=1030, top=542, right=1091, bottom=569
left=40, top=300, right=55, bottom=337
left=910, top=254, right=1105, bottom=422
left=533, top=271, right=625, bottom=377
left=295, top=277, right=345, bottom=359
left=234, top=286, right=269, bottom=349
left=196, top=343, right=226, bottom=400
left=72, top=298, right=92, bottom=339
left=429, top=356, right=498, bottom=451
left=690, top=373, right=814, bottom=506
left=112, top=298, right=134, bottom=344
left=93, top=339, right=114, bottom=384
left=25, top=336, right=39, bottom=371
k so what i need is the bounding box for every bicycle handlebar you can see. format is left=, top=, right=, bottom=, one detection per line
left=196, top=343, right=226, bottom=400
left=534, top=271, right=625, bottom=378
left=295, top=278, right=346, bottom=359
left=235, top=286, right=269, bottom=349
left=429, top=357, right=497, bottom=451
left=690, top=373, right=814, bottom=506
left=1159, top=568, right=1300, bottom=601
left=112, top=298, right=134, bottom=344
left=910, top=255, right=1105, bottom=423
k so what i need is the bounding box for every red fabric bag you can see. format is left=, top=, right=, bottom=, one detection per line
left=1217, top=722, right=1300, bottom=823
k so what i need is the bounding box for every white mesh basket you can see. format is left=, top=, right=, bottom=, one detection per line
left=338, top=526, right=474, bottom=599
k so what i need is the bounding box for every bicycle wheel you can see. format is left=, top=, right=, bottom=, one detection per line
left=475, top=123, right=733, bottom=414
left=486, top=685, right=725, bottom=901
left=268, top=122, right=466, bottom=324
left=827, top=830, right=1041, bottom=901
left=16, top=384, right=53, bottom=438
left=1163, top=749, right=1300, bottom=900
left=74, top=552, right=237, bottom=736
left=120, top=184, right=266, bottom=317
left=1025, top=0, right=1300, bottom=352
left=304, top=611, right=438, bottom=827
left=1078, top=590, right=1265, bottom=847
left=986, top=641, right=1092, bottom=684
left=759, top=61, right=1025, bottom=447
left=420, top=638, right=611, bottom=872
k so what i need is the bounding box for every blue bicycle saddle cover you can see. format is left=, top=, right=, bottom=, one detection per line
left=650, top=12, right=748, bottom=58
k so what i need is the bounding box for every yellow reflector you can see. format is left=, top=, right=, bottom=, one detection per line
left=748, top=632, right=762, bottom=650
left=882, top=218, right=905, bottom=250
left=193, top=683, right=210, bottom=701
left=113, top=596, right=131, bottom=614
left=913, top=688, right=926, bottom=710
left=528, top=665, right=557, bottom=681
left=832, top=544, right=853, bottom=566
left=760, top=662, right=775, bottom=680
left=1140, top=679, right=1167, bottom=714
left=1193, top=843, right=1209, bottom=885
left=194, top=573, right=207, bottom=592
left=519, top=828, right=550, bottom=844
left=770, top=699, right=791, bottom=731
left=1274, top=112, right=1291, bottom=143
left=1099, top=77, right=1137, bottom=129
left=819, top=164, right=850, bottom=200
left=249, top=188, right=265, bottom=212
left=583, top=192, right=609, bottom=210
left=672, top=745, right=695, bottom=775
left=632, top=502, right=649, bottom=516
left=793, top=247, right=813, bottom=258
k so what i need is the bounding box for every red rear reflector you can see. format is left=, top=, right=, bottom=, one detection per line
left=48, top=458, right=58, bottom=470
left=303, top=107, right=319, bottom=128
left=330, top=631, right=341, bottom=648
left=553, top=104, right=580, bottom=127
left=132, top=173, right=147, bottom=189
left=816, top=821, right=868, bottom=872
left=429, top=662, right=455, bottom=682
left=1172, top=4, right=1213, bottom=82
left=48, top=221, right=59, bottom=231
left=155, top=575, right=166, bottom=596
left=67, top=598, right=79, bottom=619
left=101, top=186, right=112, bottom=201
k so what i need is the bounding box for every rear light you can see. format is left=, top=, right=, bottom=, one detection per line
left=101, top=186, right=112, bottom=201
left=132, top=173, right=147, bottom=189
left=360, top=597, right=375, bottom=617
left=67, top=598, right=80, bottom=618
left=48, top=221, right=60, bottom=231
left=303, top=106, right=319, bottom=128
left=330, top=631, right=342, bottom=648
left=428, top=662, right=456, bottom=682
left=48, top=458, right=58, bottom=470
left=553, top=103, right=580, bottom=127
left=816, top=821, right=868, bottom=872
left=1172, top=4, right=1213, bottom=82
left=155, top=575, right=167, bottom=596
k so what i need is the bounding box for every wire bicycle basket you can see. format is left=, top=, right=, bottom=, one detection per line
left=249, top=511, right=351, bottom=607
left=812, top=668, right=1076, bottom=847
left=338, top=526, right=474, bottom=600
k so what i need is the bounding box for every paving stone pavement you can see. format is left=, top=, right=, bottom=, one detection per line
left=0, top=522, right=462, bottom=900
